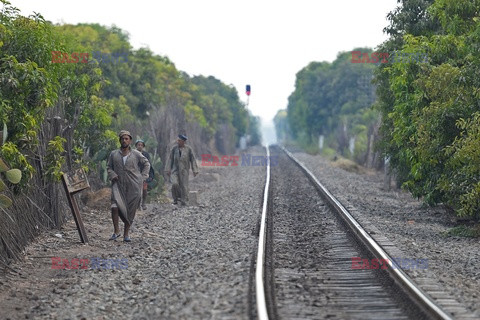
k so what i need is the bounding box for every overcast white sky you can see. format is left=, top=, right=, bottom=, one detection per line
left=9, top=0, right=398, bottom=126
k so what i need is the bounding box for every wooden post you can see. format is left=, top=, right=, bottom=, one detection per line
left=384, top=157, right=392, bottom=191
left=366, top=133, right=375, bottom=168
left=61, top=169, right=90, bottom=243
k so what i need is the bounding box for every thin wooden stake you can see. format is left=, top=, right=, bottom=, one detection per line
left=61, top=175, right=88, bottom=243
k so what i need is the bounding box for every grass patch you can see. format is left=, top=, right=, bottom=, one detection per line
left=321, top=147, right=337, bottom=159
left=331, top=157, right=366, bottom=174
left=304, top=144, right=320, bottom=155
left=444, top=225, right=480, bottom=238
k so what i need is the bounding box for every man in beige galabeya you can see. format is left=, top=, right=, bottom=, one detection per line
left=107, top=130, right=150, bottom=242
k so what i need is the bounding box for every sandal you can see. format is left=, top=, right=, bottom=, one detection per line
left=123, top=236, right=131, bottom=242
left=109, top=233, right=121, bottom=241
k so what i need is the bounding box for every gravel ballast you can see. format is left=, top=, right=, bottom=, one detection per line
left=268, top=150, right=420, bottom=319
left=292, top=150, right=480, bottom=318
left=0, top=147, right=266, bottom=320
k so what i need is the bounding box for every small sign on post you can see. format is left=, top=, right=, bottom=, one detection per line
left=61, top=168, right=90, bottom=243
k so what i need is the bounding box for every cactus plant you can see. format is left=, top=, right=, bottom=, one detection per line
left=0, top=157, right=22, bottom=208
left=5, top=168, right=21, bottom=184
left=0, top=194, right=12, bottom=208
left=0, top=158, right=8, bottom=172
left=101, top=160, right=108, bottom=183
left=1, top=122, right=6, bottom=146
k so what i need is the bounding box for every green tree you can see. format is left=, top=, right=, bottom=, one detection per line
left=190, top=75, right=249, bottom=143
left=374, top=0, right=480, bottom=217
left=285, top=49, right=377, bottom=158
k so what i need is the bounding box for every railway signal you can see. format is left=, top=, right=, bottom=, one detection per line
left=245, top=84, right=251, bottom=108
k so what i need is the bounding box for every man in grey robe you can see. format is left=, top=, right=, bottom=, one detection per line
left=107, top=130, right=150, bottom=242
left=165, top=134, right=199, bottom=205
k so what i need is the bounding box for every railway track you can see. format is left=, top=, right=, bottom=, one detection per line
left=252, top=146, right=456, bottom=320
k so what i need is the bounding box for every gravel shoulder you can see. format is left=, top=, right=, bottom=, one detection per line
left=292, top=150, right=480, bottom=318
left=0, top=147, right=266, bottom=320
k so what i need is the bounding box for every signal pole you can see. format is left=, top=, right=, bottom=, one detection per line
left=240, top=84, right=251, bottom=150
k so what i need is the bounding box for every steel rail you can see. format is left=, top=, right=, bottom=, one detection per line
left=280, top=146, right=453, bottom=320
left=255, top=146, right=271, bottom=320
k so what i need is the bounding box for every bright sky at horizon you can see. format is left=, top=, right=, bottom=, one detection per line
left=8, top=0, right=399, bottom=127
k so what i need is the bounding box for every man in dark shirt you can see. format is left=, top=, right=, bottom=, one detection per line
left=135, top=139, right=154, bottom=210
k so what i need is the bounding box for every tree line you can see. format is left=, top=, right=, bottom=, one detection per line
left=0, top=0, right=260, bottom=262
left=275, top=49, right=379, bottom=165
left=275, top=0, right=480, bottom=219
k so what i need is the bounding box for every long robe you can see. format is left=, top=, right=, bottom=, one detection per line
left=165, top=144, right=198, bottom=204
left=107, top=148, right=150, bottom=224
